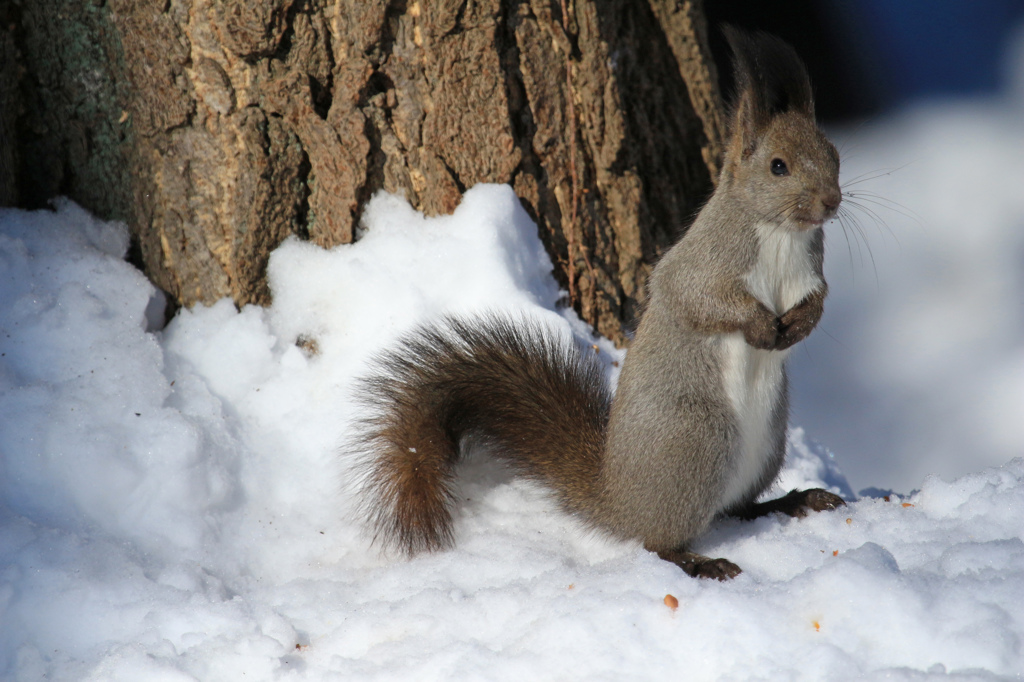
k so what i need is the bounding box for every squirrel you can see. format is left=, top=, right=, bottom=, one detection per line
left=351, top=28, right=846, bottom=580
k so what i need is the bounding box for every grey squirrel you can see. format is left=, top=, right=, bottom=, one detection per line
left=351, top=28, right=845, bottom=580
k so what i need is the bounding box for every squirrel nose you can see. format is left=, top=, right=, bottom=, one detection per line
left=821, top=191, right=841, bottom=217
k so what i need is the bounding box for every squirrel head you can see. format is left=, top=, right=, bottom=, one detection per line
left=721, top=27, right=841, bottom=231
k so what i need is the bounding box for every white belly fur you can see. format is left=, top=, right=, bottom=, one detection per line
left=718, top=335, right=787, bottom=510
left=718, top=223, right=822, bottom=512
left=745, top=222, right=821, bottom=316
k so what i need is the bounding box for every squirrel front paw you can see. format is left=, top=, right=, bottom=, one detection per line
left=775, top=291, right=825, bottom=350
left=742, top=304, right=780, bottom=350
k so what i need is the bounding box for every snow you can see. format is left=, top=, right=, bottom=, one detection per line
left=2, top=97, right=1024, bottom=682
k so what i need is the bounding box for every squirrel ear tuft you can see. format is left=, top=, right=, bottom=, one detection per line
left=723, top=26, right=815, bottom=154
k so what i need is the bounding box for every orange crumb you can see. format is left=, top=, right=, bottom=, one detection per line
left=813, top=621, right=820, bottom=632
left=664, top=594, right=679, bottom=611
left=902, top=503, right=915, bottom=508
left=832, top=550, right=839, bottom=557
left=846, top=518, right=852, bottom=525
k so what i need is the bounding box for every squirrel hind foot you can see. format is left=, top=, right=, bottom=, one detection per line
left=736, top=487, right=847, bottom=521
left=651, top=547, right=743, bottom=581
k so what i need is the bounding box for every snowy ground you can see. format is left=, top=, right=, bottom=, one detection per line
left=2, top=89, right=1024, bottom=682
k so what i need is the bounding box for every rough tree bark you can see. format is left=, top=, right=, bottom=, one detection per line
left=4, top=0, right=724, bottom=344
left=0, top=3, right=21, bottom=207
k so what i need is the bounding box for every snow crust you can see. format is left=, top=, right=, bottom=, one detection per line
left=1, top=121, right=1023, bottom=678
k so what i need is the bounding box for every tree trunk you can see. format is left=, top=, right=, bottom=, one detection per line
left=0, top=4, right=22, bottom=207
left=6, top=0, right=723, bottom=344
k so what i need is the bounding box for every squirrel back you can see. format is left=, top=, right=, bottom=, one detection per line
left=350, top=28, right=844, bottom=578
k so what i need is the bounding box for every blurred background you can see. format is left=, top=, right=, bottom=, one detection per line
left=704, top=1, right=1024, bottom=494
left=706, top=0, right=1024, bottom=123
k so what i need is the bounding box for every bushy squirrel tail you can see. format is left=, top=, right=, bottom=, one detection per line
left=352, top=315, right=610, bottom=555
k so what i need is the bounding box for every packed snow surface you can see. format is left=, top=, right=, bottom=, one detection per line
left=2, top=105, right=1024, bottom=679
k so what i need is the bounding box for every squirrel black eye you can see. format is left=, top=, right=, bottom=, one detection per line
left=770, top=158, right=789, bottom=176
